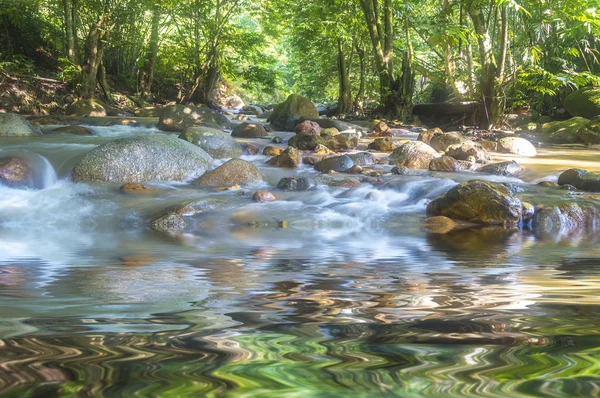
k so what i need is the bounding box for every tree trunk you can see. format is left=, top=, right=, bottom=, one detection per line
left=81, top=21, right=104, bottom=98
left=98, top=60, right=115, bottom=105
left=139, top=4, right=160, bottom=100
left=62, top=0, right=78, bottom=63
left=442, top=0, right=457, bottom=96
left=354, top=45, right=366, bottom=113
left=337, top=39, right=352, bottom=115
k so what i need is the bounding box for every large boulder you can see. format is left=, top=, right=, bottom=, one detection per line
left=497, top=137, right=537, bottom=156
left=389, top=141, right=440, bottom=169
left=0, top=113, right=42, bottom=136
left=426, top=180, right=523, bottom=225
left=564, top=87, right=600, bottom=119
left=268, top=94, right=319, bottom=130
left=294, top=120, right=321, bottom=136
left=445, top=140, right=490, bottom=163
left=477, top=161, right=523, bottom=177
left=429, top=156, right=473, bottom=172
left=179, top=127, right=242, bottom=159
left=288, top=134, right=326, bottom=150
left=539, top=117, right=589, bottom=144
left=72, top=135, right=213, bottom=183
left=429, top=132, right=466, bottom=152
left=231, top=122, right=268, bottom=138
left=325, top=133, right=359, bottom=151
left=533, top=202, right=597, bottom=236
left=0, top=156, right=31, bottom=188
left=557, top=168, right=600, bottom=192
left=158, top=104, right=231, bottom=132
left=315, top=155, right=354, bottom=173
left=192, top=158, right=263, bottom=187
left=67, top=98, right=107, bottom=117
left=267, top=147, right=302, bottom=168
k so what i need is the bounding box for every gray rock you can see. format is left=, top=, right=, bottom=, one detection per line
left=315, top=155, right=354, bottom=173
left=277, top=176, right=314, bottom=191
left=389, top=141, right=440, bottom=169
left=477, top=161, right=523, bottom=177
left=557, top=168, right=600, bottom=192
left=348, top=152, right=376, bottom=167
left=179, top=126, right=242, bottom=158
left=0, top=113, right=42, bottom=137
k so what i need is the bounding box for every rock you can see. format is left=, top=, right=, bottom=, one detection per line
left=158, top=104, right=231, bottom=132
left=429, top=156, right=472, bottom=172
left=0, top=113, right=42, bottom=136
left=320, top=127, right=339, bottom=138
left=234, top=114, right=249, bottom=121
left=106, top=108, right=131, bottom=117
left=245, top=143, right=261, bottom=155
left=533, top=202, right=597, bottom=235
left=538, top=181, right=559, bottom=187
left=477, top=161, right=523, bottom=177
left=67, top=98, right=107, bottom=117
left=557, top=168, right=600, bottom=192
left=119, top=183, right=156, bottom=193
left=268, top=94, right=319, bottom=130
left=417, top=128, right=443, bottom=145
left=368, top=137, right=396, bottom=151
left=426, top=179, right=523, bottom=225
left=288, top=134, right=326, bottom=150
left=564, top=87, right=600, bottom=119
left=263, top=146, right=283, bottom=156
left=348, top=152, right=376, bottom=167
left=267, top=147, right=302, bottom=168
left=445, top=140, right=490, bottom=163
left=252, top=190, right=276, bottom=202
left=231, top=122, right=268, bottom=138
left=149, top=204, right=194, bottom=235
left=72, top=135, right=213, bottom=183
left=314, top=144, right=335, bottom=155
left=391, top=166, right=411, bottom=175
left=134, top=106, right=161, bottom=117
left=319, top=176, right=361, bottom=188
left=423, top=216, right=456, bottom=234
left=258, top=110, right=273, bottom=119
left=49, top=126, right=94, bottom=136
left=277, top=176, right=313, bottom=191
left=315, top=155, right=354, bottom=173
left=347, top=165, right=363, bottom=174
left=389, top=141, right=440, bottom=169
left=578, top=118, right=600, bottom=145
left=325, top=133, right=359, bottom=151
left=179, top=126, right=243, bottom=158
left=372, top=121, right=389, bottom=134
left=480, top=140, right=498, bottom=152
left=294, top=120, right=321, bottom=136
left=429, top=132, right=466, bottom=152
left=299, top=118, right=361, bottom=133
left=507, top=113, right=535, bottom=128
left=242, top=104, right=263, bottom=115
left=497, top=137, right=537, bottom=156
left=522, top=202, right=535, bottom=222
left=0, top=156, right=31, bottom=187
left=539, top=117, right=589, bottom=144
left=193, top=158, right=263, bottom=187
left=271, top=136, right=283, bottom=144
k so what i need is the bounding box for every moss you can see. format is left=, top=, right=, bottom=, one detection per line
left=540, top=117, right=589, bottom=144
left=564, top=87, right=600, bottom=119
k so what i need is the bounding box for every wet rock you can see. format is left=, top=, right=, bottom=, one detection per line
left=149, top=204, right=194, bottom=235
left=578, top=118, right=600, bottom=145
left=245, top=143, right=261, bottom=155
left=430, top=132, right=466, bottom=152
left=72, top=135, right=213, bottom=183
left=119, top=183, right=156, bottom=193
left=564, top=87, right=600, bottom=119
left=234, top=114, right=249, bottom=121
left=417, top=128, right=443, bottom=145
left=158, top=104, right=231, bottom=132
left=252, top=190, right=277, bottom=202
left=429, top=156, right=473, bottom=172
left=242, top=104, right=263, bottom=116
left=522, top=202, right=535, bottom=222
left=271, top=136, right=283, bottom=144
left=325, top=133, right=359, bottom=151
left=426, top=179, right=523, bottom=225
left=262, top=146, right=283, bottom=156
left=302, top=155, right=324, bottom=165
left=445, top=140, right=490, bottom=163
left=268, top=94, right=319, bottom=130
left=347, top=165, right=363, bottom=174
left=477, top=161, right=523, bottom=177
left=314, top=144, right=335, bottom=155
left=538, top=181, right=559, bottom=187
left=0, top=156, right=31, bottom=188
left=533, top=202, right=597, bottom=236
left=320, top=127, right=339, bottom=138
left=179, top=126, right=243, bottom=158
left=67, top=98, right=107, bottom=117
left=0, top=113, right=42, bottom=137
left=315, top=155, right=354, bottom=173
left=294, top=120, right=321, bottom=136
left=348, top=152, right=376, bottom=167
left=422, top=216, right=456, bottom=234
left=389, top=141, right=440, bottom=169
left=319, top=176, right=361, bottom=188
left=49, top=126, right=94, bottom=136
left=371, top=120, right=390, bottom=135
left=288, top=134, right=326, bottom=150
left=268, top=147, right=302, bottom=168
left=368, top=137, right=396, bottom=151
left=231, top=122, right=268, bottom=138
left=193, top=158, right=263, bottom=187
left=557, top=168, right=600, bottom=192
left=391, top=166, right=412, bottom=175
left=277, top=176, right=313, bottom=191
left=134, top=106, right=161, bottom=117
left=539, top=117, right=589, bottom=144
left=497, top=137, right=537, bottom=156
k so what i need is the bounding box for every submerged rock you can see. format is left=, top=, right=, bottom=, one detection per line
left=72, top=135, right=213, bottom=183
left=0, top=156, right=31, bottom=188
left=533, top=202, right=597, bottom=236
left=389, top=141, right=440, bottom=169
left=193, top=158, right=263, bottom=187
left=422, top=216, right=456, bottom=234
left=0, top=113, right=42, bottom=137
left=252, top=190, right=277, bottom=202
left=426, top=179, right=523, bottom=225
left=149, top=204, right=195, bottom=235
left=158, top=104, right=231, bottom=132
left=119, top=183, right=157, bottom=193
left=557, top=168, right=600, bottom=192
left=268, top=94, right=319, bottom=130
left=477, top=161, right=523, bottom=177
left=179, top=126, right=243, bottom=158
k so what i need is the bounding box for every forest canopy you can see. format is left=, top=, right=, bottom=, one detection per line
left=0, top=0, right=598, bottom=128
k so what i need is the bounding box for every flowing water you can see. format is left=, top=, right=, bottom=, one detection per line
left=1, top=123, right=600, bottom=397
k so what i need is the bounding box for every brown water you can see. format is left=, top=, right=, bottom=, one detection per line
left=0, top=125, right=600, bottom=397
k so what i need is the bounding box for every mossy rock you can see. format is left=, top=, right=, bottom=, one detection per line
left=577, top=118, right=600, bottom=145
left=564, top=87, right=600, bottom=119
left=557, top=168, right=600, bottom=192
left=268, top=94, right=319, bottom=131
left=67, top=98, right=107, bottom=117
left=288, top=134, right=326, bottom=150
left=0, top=113, right=42, bottom=136
left=539, top=117, right=590, bottom=144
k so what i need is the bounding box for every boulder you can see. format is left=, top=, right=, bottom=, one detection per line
left=231, top=122, right=268, bottom=138
left=192, top=158, right=263, bottom=187
left=242, top=104, right=263, bottom=115
left=258, top=110, right=273, bottom=119
left=315, top=155, right=354, bottom=173
left=429, top=132, right=466, bottom=152
left=158, top=104, right=231, bottom=132
left=252, top=190, right=276, bottom=202
left=314, top=144, right=335, bottom=155
left=262, top=146, right=283, bottom=156
left=268, top=94, right=319, bottom=130
left=539, top=117, right=589, bottom=144
left=67, top=98, right=107, bottom=117
left=497, top=137, right=537, bottom=156
left=426, top=179, right=523, bottom=225
left=445, top=140, right=490, bottom=163
left=0, top=156, right=31, bottom=188
left=277, top=176, right=314, bottom=191
left=179, top=126, right=243, bottom=159
left=267, top=147, right=302, bottom=168
left=0, top=113, right=42, bottom=137
left=477, top=161, right=523, bottom=177
left=557, top=168, right=600, bottom=192
left=429, top=156, right=473, bottom=172
left=577, top=118, right=600, bottom=145
left=295, top=120, right=321, bottom=136
left=348, top=152, right=376, bottom=167
left=325, top=133, right=359, bottom=151
left=368, top=137, right=396, bottom=151
left=288, top=134, right=326, bottom=150
left=564, top=87, right=600, bottom=119
left=49, top=126, right=94, bottom=136
left=389, top=141, right=440, bottom=169
left=320, top=127, right=339, bottom=138
left=417, top=128, right=443, bottom=145
left=533, top=202, right=597, bottom=236
left=72, top=135, right=213, bottom=183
